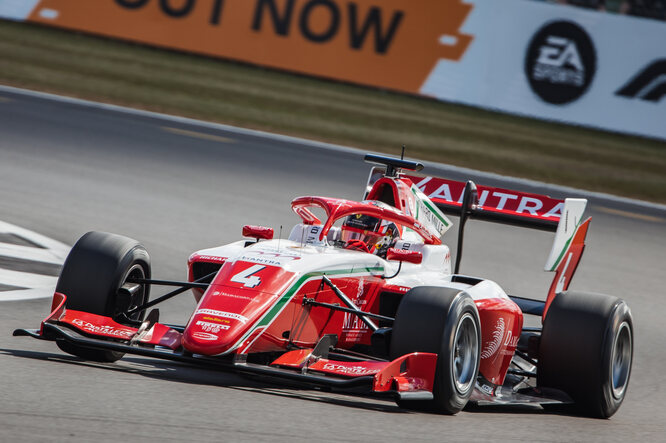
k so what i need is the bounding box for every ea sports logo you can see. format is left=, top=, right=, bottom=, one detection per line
left=525, top=21, right=596, bottom=105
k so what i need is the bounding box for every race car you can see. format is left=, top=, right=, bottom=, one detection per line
left=14, top=154, right=633, bottom=418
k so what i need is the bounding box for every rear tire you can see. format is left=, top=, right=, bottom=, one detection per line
left=55, top=231, right=151, bottom=362
left=538, top=291, right=633, bottom=418
left=390, top=287, right=481, bottom=414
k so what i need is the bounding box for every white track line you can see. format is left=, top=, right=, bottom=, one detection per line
left=0, top=287, right=57, bottom=302
left=0, top=220, right=69, bottom=301
left=0, top=220, right=69, bottom=259
left=1, top=84, right=665, bottom=212
left=0, top=268, right=57, bottom=288
left=0, top=242, right=65, bottom=264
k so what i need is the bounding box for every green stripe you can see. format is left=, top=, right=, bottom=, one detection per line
left=411, top=187, right=450, bottom=227
left=549, top=219, right=584, bottom=271
left=421, top=197, right=451, bottom=227
left=549, top=234, right=573, bottom=271
left=236, top=266, right=384, bottom=347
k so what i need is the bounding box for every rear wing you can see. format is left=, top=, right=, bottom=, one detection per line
left=401, top=173, right=588, bottom=271
left=405, top=174, right=564, bottom=232
left=364, top=161, right=590, bottom=320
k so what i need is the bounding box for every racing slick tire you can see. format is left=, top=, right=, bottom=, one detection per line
left=390, top=286, right=481, bottom=414
left=55, top=231, right=151, bottom=362
left=537, top=291, right=633, bottom=418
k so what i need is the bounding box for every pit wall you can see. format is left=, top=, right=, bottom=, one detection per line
left=2, top=0, right=664, bottom=139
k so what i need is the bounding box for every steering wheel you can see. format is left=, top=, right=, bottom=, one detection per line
left=344, top=239, right=371, bottom=253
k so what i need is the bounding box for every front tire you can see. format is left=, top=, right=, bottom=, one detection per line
left=390, top=287, right=481, bottom=414
left=538, top=291, right=633, bottom=418
left=55, top=231, right=151, bottom=362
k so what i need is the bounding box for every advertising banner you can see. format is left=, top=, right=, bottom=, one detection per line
left=1, top=0, right=664, bottom=139
left=420, top=0, right=666, bottom=140
left=0, top=0, right=473, bottom=93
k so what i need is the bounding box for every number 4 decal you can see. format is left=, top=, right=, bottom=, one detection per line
left=230, top=265, right=265, bottom=288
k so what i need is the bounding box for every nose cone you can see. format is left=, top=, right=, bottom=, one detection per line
left=182, top=308, right=249, bottom=355
left=182, top=259, right=296, bottom=355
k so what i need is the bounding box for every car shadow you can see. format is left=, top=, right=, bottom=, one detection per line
left=0, top=347, right=405, bottom=414
left=463, top=401, right=598, bottom=419
left=0, top=347, right=590, bottom=418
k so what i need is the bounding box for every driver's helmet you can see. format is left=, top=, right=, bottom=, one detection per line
left=340, top=213, right=399, bottom=256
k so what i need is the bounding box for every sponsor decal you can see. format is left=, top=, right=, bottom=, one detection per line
left=356, top=277, right=365, bottom=299
left=296, top=225, right=326, bottom=245
left=502, top=330, right=519, bottom=354
left=342, top=312, right=369, bottom=333
left=192, top=331, right=219, bottom=341
left=191, top=254, right=227, bottom=263
left=410, top=184, right=451, bottom=237
left=383, top=284, right=410, bottom=293
left=481, top=317, right=505, bottom=360
left=71, top=319, right=134, bottom=339
left=211, top=291, right=253, bottom=301
left=195, top=320, right=230, bottom=333
left=203, top=316, right=229, bottom=324
left=616, top=59, right=666, bottom=103
left=342, top=311, right=369, bottom=343
left=478, top=381, right=496, bottom=396
left=196, top=309, right=249, bottom=324
left=410, top=176, right=564, bottom=221
left=239, top=250, right=301, bottom=266
left=342, top=279, right=370, bottom=340
left=525, top=20, right=596, bottom=105
left=322, top=363, right=378, bottom=376
left=344, top=212, right=380, bottom=232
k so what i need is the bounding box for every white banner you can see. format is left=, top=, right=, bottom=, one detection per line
left=420, top=0, right=666, bottom=140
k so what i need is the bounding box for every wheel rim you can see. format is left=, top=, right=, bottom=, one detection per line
left=452, top=312, right=479, bottom=395
left=611, top=321, right=632, bottom=399
left=122, top=264, right=147, bottom=321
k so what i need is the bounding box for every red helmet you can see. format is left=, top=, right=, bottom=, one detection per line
left=341, top=212, right=399, bottom=256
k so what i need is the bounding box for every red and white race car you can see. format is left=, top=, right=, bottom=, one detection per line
left=14, top=154, right=633, bottom=417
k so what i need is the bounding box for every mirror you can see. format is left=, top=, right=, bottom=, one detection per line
left=242, top=225, right=274, bottom=240
left=386, top=248, right=422, bottom=264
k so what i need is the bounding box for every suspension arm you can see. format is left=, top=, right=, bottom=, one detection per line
left=320, top=276, right=381, bottom=332
left=126, top=271, right=217, bottom=316
left=126, top=277, right=209, bottom=289
left=302, top=298, right=394, bottom=323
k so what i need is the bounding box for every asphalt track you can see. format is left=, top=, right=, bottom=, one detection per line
left=1, top=87, right=665, bottom=442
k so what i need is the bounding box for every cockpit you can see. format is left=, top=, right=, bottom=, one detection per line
left=288, top=196, right=441, bottom=257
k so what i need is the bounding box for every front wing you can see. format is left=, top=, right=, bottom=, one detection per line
left=14, top=293, right=574, bottom=408
left=13, top=294, right=436, bottom=402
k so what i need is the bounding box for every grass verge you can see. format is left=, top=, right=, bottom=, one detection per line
left=1, top=20, right=665, bottom=203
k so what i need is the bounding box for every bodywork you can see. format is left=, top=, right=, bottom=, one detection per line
left=15, top=155, right=591, bottom=405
